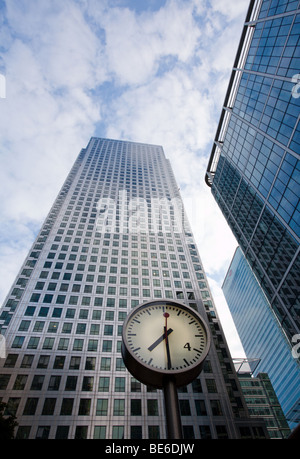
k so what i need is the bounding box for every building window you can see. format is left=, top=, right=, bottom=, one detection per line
left=36, top=426, right=50, bottom=439
left=75, top=426, right=88, bottom=439
left=20, top=355, right=34, bottom=368
left=210, top=400, right=222, bottom=416
left=12, top=336, right=25, bottom=349
left=179, top=400, right=191, bottom=416
left=113, top=399, right=125, bottom=416
left=147, top=399, right=159, bottom=416
left=42, top=338, right=54, bottom=350
left=131, top=426, right=142, bottom=439
left=37, top=355, right=49, bottom=369
left=48, top=375, right=61, bottom=391
left=4, top=354, right=18, bottom=368
left=115, top=377, right=125, bottom=392
left=98, top=377, right=110, bottom=392
left=183, top=425, right=194, bottom=439
left=85, top=357, right=96, bottom=370
left=100, top=357, right=111, bottom=371
left=55, top=426, right=70, bottom=439
left=48, top=322, right=59, bottom=333
left=58, top=338, right=69, bottom=350
left=65, top=376, right=77, bottom=391
left=206, top=379, right=218, bottom=393
left=102, top=340, right=112, bottom=352
left=148, top=426, right=160, bottom=439
left=23, top=398, right=38, bottom=415
left=42, top=398, right=56, bottom=415
left=195, top=399, right=207, bottom=416
left=96, top=399, right=108, bottom=416
left=199, top=425, right=212, bottom=439
left=78, top=399, right=91, bottom=416
left=112, top=426, right=124, bottom=439
left=216, top=425, right=229, bottom=439
left=93, top=426, right=106, bottom=439
left=12, top=375, right=27, bottom=390
left=73, top=339, right=84, bottom=351
left=30, top=375, right=45, bottom=391
left=60, top=398, right=74, bottom=415
left=131, top=399, right=142, bottom=416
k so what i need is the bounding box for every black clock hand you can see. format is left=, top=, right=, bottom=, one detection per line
left=148, top=328, right=173, bottom=351
left=164, top=326, right=172, bottom=369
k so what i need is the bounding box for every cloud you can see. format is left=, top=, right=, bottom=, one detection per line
left=0, top=0, right=106, bottom=300
left=86, top=0, right=201, bottom=86
left=0, top=0, right=249, bottom=356
left=210, top=0, right=250, bottom=20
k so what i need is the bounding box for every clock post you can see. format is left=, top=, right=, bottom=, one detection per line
left=121, top=300, right=211, bottom=440
left=163, top=377, right=183, bottom=439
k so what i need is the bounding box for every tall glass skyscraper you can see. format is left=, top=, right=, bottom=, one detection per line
left=223, top=247, right=300, bottom=429
left=0, top=138, right=267, bottom=439
left=205, top=0, right=300, bottom=344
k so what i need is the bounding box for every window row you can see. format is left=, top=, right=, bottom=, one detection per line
left=3, top=354, right=213, bottom=375
left=4, top=395, right=223, bottom=418
left=33, top=273, right=191, bottom=291
left=18, top=320, right=122, bottom=336
left=28, top=287, right=193, bottom=305
left=15, top=422, right=229, bottom=439
left=10, top=336, right=121, bottom=352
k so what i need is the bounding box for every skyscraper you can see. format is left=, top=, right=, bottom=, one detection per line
left=237, top=370, right=291, bottom=439
left=223, top=247, right=300, bottom=429
left=205, top=0, right=300, bottom=345
left=0, top=137, right=266, bottom=439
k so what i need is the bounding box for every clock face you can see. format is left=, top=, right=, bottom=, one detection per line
left=122, top=300, right=210, bottom=387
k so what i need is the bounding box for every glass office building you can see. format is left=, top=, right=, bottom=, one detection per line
left=205, top=0, right=300, bottom=345
left=237, top=371, right=291, bottom=439
left=223, top=247, right=300, bottom=429
left=0, top=138, right=267, bottom=439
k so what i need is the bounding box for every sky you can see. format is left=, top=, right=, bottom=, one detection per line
left=0, top=0, right=249, bottom=358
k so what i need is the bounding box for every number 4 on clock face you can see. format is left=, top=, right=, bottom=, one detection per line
left=122, top=300, right=210, bottom=388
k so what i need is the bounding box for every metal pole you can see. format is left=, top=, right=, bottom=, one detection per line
left=163, top=378, right=183, bottom=439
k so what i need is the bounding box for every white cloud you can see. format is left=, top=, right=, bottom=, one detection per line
left=95, top=0, right=201, bottom=86
left=210, top=0, right=249, bottom=20
left=0, top=0, right=250, bottom=356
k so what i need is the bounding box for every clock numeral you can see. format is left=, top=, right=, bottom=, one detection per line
left=184, top=342, right=191, bottom=351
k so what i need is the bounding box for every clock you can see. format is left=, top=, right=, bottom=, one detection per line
left=122, top=299, right=210, bottom=388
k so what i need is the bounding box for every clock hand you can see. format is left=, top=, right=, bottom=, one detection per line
left=164, top=313, right=172, bottom=369
left=164, top=326, right=172, bottom=369
left=148, top=328, right=173, bottom=351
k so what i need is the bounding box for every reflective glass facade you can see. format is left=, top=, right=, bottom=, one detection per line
left=206, top=0, right=300, bottom=343
left=223, top=247, right=300, bottom=429
left=0, top=138, right=267, bottom=439
left=238, top=372, right=291, bottom=438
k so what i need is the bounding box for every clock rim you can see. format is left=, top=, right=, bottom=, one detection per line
left=121, top=299, right=211, bottom=388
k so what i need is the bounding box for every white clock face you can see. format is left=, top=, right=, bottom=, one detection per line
left=124, top=302, right=208, bottom=372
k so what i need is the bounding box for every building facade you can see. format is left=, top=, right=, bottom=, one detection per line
left=237, top=371, right=291, bottom=439
left=205, top=0, right=300, bottom=345
left=223, top=247, right=300, bottom=429
left=0, top=137, right=267, bottom=439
